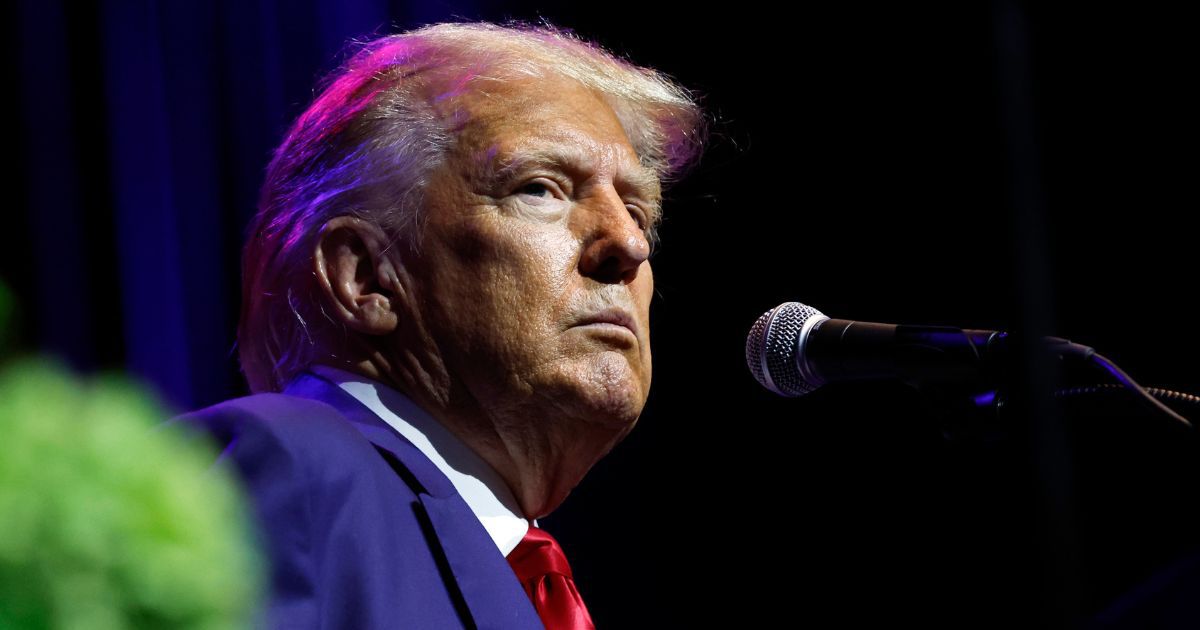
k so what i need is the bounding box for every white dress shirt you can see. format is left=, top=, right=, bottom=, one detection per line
left=308, top=364, right=534, bottom=556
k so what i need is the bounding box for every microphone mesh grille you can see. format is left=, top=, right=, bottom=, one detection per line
left=745, top=302, right=824, bottom=397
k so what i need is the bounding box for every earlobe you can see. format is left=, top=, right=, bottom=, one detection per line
left=312, top=216, right=403, bottom=336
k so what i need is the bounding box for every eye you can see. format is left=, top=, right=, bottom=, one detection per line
left=627, top=204, right=649, bottom=231
left=517, top=181, right=553, bottom=198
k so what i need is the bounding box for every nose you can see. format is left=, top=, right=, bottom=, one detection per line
left=576, top=186, right=651, bottom=284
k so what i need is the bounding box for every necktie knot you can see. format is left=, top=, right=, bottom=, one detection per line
left=507, top=526, right=596, bottom=630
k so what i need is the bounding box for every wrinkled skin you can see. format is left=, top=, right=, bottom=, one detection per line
left=312, top=74, right=661, bottom=519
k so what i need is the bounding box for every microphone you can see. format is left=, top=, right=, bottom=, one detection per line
left=745, top=302, right=1092, bottom=397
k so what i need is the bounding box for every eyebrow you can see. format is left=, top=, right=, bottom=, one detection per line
left=479, top=145, right=664, bottom=222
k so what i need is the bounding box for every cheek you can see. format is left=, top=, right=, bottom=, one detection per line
left=432, top=217, right=580, bottom=342
left=486, top=222, right=579, bottom=316
left=635, top=261, right=654, bottom=306
left=633, top=263, right=654, bottom=331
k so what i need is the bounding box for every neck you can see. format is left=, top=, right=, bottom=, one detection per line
left=316, top=349, right=632, bottom=520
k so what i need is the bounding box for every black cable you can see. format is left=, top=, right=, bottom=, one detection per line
left=1054, top=383, right=1200, bottom=409
left=1075, top=353, right=1195, bottom=429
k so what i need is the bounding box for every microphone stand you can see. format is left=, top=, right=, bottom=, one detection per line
left=919, top=334, right=1198, bottom=443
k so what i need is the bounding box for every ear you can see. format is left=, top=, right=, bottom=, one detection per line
left=312, top=216, right=403, bottom=336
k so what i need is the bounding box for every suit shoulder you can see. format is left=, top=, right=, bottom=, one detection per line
left=166, top=392, right=374, bottom=465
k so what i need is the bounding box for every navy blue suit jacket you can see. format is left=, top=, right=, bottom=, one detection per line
left=170, top=369, right=545, bottom=629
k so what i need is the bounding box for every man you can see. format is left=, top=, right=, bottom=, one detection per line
left=173, top=21, right=703, bottom=629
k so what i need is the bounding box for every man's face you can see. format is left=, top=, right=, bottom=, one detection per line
left=410, top=75, right=660, bottom=431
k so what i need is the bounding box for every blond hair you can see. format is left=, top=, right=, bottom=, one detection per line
left=239, top=21, right=706, bottom=393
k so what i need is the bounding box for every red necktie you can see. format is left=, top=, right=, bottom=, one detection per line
left=506, top=526, right=596, bottom=630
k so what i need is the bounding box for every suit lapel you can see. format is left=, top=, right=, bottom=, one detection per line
left=420, top=493, right=546, bottom=630
left=283, top=370, right=544, bottom=630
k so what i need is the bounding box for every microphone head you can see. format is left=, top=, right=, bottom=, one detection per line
left=745, top=302, right=827, bottom=397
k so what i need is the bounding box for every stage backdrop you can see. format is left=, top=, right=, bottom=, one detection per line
left=6, top=1, right=1198, bottom=627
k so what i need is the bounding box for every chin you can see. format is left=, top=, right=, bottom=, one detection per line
left=530, top=351, right=649, bottom=428
left=580, top=388, right=643, bottom=429
left=575, top=353, right=648, bottom=429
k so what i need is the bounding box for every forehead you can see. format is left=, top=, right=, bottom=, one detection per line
left=445, top=76, right=661, bottom=197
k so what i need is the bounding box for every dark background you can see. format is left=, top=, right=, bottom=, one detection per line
left=4, top=1, right=1197, bottom=627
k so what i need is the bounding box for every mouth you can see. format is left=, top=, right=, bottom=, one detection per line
left=574, top=308, right=639, bottom=340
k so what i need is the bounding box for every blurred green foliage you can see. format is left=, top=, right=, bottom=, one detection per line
left=0, top=278, right=263, bottom=629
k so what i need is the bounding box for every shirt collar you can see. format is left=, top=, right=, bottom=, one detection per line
left=308, top=364, right=532, bottom=556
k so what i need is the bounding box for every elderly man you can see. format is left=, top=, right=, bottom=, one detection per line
left=175, top=21, right=703, bottom=629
